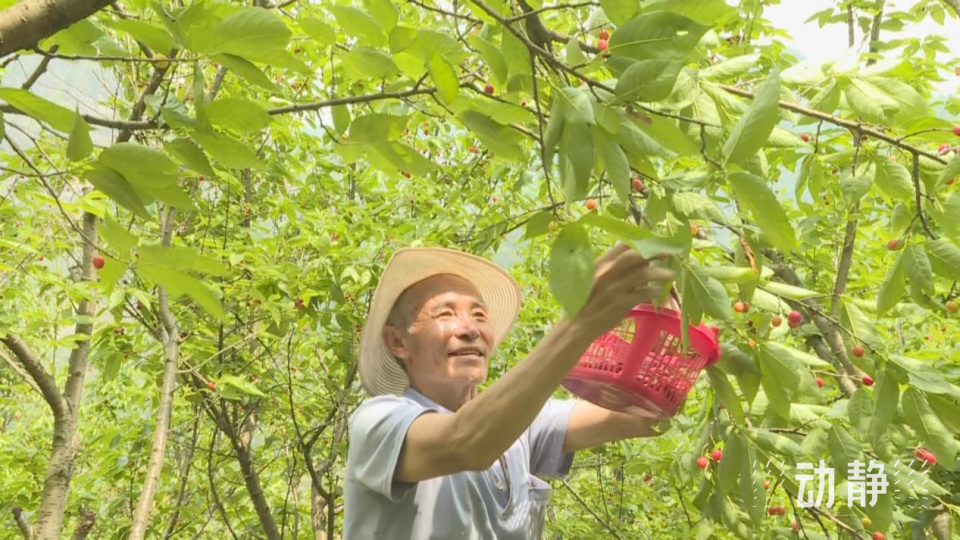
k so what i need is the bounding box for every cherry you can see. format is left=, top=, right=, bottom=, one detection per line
left=690, top=223, right=699, bottom=236
left=953, top=126, right=960, bottom=136
left=873, top=532, right=885, bottom=540
left=711, top=449, right=723, bottom=461
left=585, top=199, right=597, bottom=211
left=771, top=316, right=783, bottom=327
left=484, top=84, right=495, bottom=94
left=788, top=310, right=803, bottom=328
left=632, top=178, right=643, bottom=191
left=887, top=238, right=901, bottom=250
left=92, top=255, right=105, bottom=269
left=801, top=133, right=810, bottom=142
left=862, top=375, right=874, bottom=386
left=947, top=301, right=959, bottom=313
left=599, top=29, right=610, bottom=40
left=469, top=146, right=479, bottom=154
left=815, top=377, right=825, bottom=388
left=696, top=456, right=708, bottom=469
left=938, top=143, right=951, bottom=154
left=295, top=298, right=305, bottom=309
left=597, top=39, right=609, bottom=51
left=791, top=521, right=799, bottom=532
left=862, top=516, right=872, bottom=529
left=207, top=381, right=216, bottom=390
left=733, top=300, right=748, bottom=313
left=764, top=479, right=771, bottom=490
left=851, top=345, right=865, bottom=357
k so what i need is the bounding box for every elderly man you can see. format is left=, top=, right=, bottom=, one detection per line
left=344, top=245, right=675, bottom=538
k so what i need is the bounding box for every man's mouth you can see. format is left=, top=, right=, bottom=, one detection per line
left=449, top=347, right=485, bottom=358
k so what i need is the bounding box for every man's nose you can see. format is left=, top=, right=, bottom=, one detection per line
left=454, top=314, right=480, bottom=340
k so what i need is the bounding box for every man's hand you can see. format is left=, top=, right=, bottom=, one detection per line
left=573, top=243, right=675, bottom=341
left=563, top=400, right=671, bottom=453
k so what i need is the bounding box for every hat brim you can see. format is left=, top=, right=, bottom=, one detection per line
left=358, top=248, right=522, bottom=396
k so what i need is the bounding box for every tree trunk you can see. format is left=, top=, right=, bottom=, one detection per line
left=230, top=434, right=282, bottom=540
left=129, top=208, right=181, bottom=540
left=0, top=0, right=114, bottom=57
left=311, top=485, right=328, bottom=540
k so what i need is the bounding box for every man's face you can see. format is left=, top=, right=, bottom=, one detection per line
left=384, top=275, right=495, bottom=390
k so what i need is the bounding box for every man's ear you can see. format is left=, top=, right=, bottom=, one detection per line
left=382, top=325, right=411, bottom=367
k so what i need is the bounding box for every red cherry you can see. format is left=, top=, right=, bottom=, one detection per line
left=198, top=175, right=206, bottom=182
left=690, top=224, right=700, bottom=236
left=632, top=178, right=643, bottom=191
left=696, top=456, right=708, bottom=469
left=815, top=377, right=825, bottom=388
left=953, top=126, right=960, bottom=136
left=734, top=300, right=748, bottom=313
left=946, top=301, right=959, bottom=313
left=916, top=448, right=937, bottom=464
left=207, top=381, right=216, bottom=390
left=771, top=316, right=783, bottom=327
left=295, top=298, right=305, bottom=309
left=852, top=345, right=865, bottom=357
left=791, top=521, right=799, bottom=532
left=598, top=29, right=610, bottom=40
left=862, top=375, right=874, bottom=386
left=484, top=84, right=495, bottom=94
left=596, top=39, right=609, bottom=51
left=801, top=133, right=811, bottom=142
left=764, top=479, right=771, bottom=490
left=469, top=146, right=479, bottom=154
left=585, top=199, right=597, bottom=211
left=938, top=143, right=951, bottom=154
left=948, top=178, right=956, bottom=186
left=92, top=255, right=105, bottom=269
left=887, top=238, right=901, bottom=250
left=712, top=449, right=723, bottom=461
left=873, top=532, right=885, bottom=540
left=788, top=311, right=803, bottom=327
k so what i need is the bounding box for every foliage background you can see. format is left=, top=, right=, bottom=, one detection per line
left=2, top=0, right=960, bottom=538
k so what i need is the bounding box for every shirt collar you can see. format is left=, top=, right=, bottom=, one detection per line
left=403, top=386, right=452, bottom=413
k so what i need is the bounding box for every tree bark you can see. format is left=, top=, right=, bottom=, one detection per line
left=0, top=0, right=114, bottom=57
left=69, top=507, right=95, bottom=540
left=12, top=506, right=32, bottom=539
left=229, top=425, right=282, bottom=540
left=129, top=208, right=181, bottom=540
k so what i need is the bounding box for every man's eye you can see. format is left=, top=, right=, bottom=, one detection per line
left=473, top=311, right=488, bottom=320
left=436, top=311, right=454, bottom=318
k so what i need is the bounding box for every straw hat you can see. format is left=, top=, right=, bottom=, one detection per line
left=358, top=247, right=523, bottom=396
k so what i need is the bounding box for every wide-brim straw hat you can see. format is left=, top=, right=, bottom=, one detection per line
left=358, top=247, right=522, bottom=396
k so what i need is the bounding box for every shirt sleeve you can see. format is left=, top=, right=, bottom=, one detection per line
left=527, top=398, right=577, bottom=478
left=347, top=395, right=436, bottom=501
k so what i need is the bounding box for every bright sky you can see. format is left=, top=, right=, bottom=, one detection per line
left=764, top=0, right=960, bottom=95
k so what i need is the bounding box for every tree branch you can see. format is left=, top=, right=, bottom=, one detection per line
left=0, top=346, right=44, bottom=397
left=69, top=507, right=96, bottom=540
left=912, top=152, right=936, bottom=238
left=0, top=104, right=157, bottom=130
left=0, top=335, right=65, bottom=416
left=11, top=506, right=32, bottom=539
left=266, top=87, right=438, bottom=115
left=941, top=0, right=960, bottom=18
left=0, top=0, right=114, bottom=57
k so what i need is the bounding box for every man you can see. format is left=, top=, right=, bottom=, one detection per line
left=344, top=245, right=676, bottom=538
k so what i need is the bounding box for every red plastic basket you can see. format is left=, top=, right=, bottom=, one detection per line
left=562, top=305, right=721, bottom=418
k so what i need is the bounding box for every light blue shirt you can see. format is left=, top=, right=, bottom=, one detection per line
left=343, top=387, right=577, bottom=539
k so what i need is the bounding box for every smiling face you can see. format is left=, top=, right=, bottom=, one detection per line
left=382, top=274, right=495, bottom=401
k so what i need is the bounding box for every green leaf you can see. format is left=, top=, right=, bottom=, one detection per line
left=458, top=111, right=524, bottom=162
left=700, top=54, right=759, bottom=80
left=0, top=88, right=75, bottom=132
left=299, top=18, right=335, bottom=46
left=542, top=101, right=564, bottom=168
left=106, top=19, right=174, bottom=54
left=841, top=171, right=873, bottom=206
left=190, top=130, right=266, bottom=170
left=864, top=76, right=927, bottom=120
left=66, top=109, right=92, bottom=162
left=874, top=158, right=914, bottom=201
left=696, top=266, right=758, bottom=285
left=596, top=133, right=630, bottom=201
left=876, top=250, right=906, bottom=315
left=564, top=37, right=587, bottom=66
left=549, top=224, right=594, bottom=316
left=560, top=122, right=593, bottom=200
left=164, top=138, right=215, bottom=178
left=757, top=343, right=800, bottom=391
left=212, top=54, right=277, bottom=92
left=708, top=368, right=745, bottom=425
left=577, top=213, right=643, bottom=241
left=524, top=211, right=553, bottom=239
left=138, top=263, right=226, bottom=320
left=139, top=244, right=227, bottom=276
left=838, top=298, right=881, bottom=348
left=98, top=258, right=127, bottom=295
left=608, top=12, right=709, bottom=61
left=332, top=104, right=351, bottom=134
left=870, top=369, right=899, bottom=448
left=844, top=77, right=897, bottom=124
left=349, top=113, right=406, bottom=142
left=848, top=388, right=872, bottom=432
left=671, top=192, right=727, bottom=223
left=468, top=36, right=507, bottom=85
left=727, top=172, right=796, bottom=252
left=632, top=113, right=698, bottom=156
left=217, top=373, right=267, bottom=398
left=800, top=427, right=829, bottom=458
left=938, top=155, right=960, bottom=188
left=828, top=425, right=861, bottom=481
left=925, top=238, right=960, bottom=281
left=101, top=216, right=139, bottom=256
left=722, top=70, right=780, bottom=165
left=927, top=394, right=960, bottom=434
left=903, top=244, right=935, bottom=298
left=739, top=445, right=764, bottom=525
left=343, top=47, right=399, bottom=79
left=750, top=429, right=804, bottom=456
left=205, top=98, right=271, bottom=132
left=762, top=282, right=822, bottom=301
left=426, top=54, right=458, bottom=105
left=933, top=191, right=960, bottom=241
left=902, top=388, right=959, bottom=469
left=716, top=431, right=743, bottom=495
left=558, top=87, right=594, bottom=124
left=82, top=164, right=151, bottom=220
left=613, top=59, right=684, bottom=103
left=363, top=0, right=398, bottom=34
left=888, top=356, right=960, bottom=398
left=683, top=263, right=732, bottom=322
left=212, top=8, right=290, bottom=63
left=599, top=0, right=640, bottom=26
left=329, top=5, right=384, bottom=46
